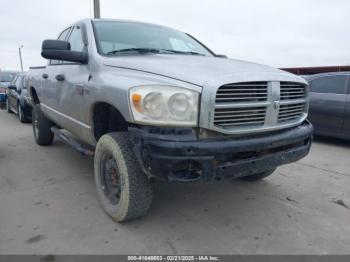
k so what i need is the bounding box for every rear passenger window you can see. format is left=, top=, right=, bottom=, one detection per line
left=58, top=28, right=71, bottom=41
left=310, top=75, right=347, bottom=94
left=50, top=27, right=72, bottom=65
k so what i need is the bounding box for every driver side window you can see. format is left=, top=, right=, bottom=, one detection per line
left=67, top=26, right=84, bottom=52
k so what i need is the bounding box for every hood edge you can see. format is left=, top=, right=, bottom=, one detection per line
left=104, top=64, right=203, bottom=87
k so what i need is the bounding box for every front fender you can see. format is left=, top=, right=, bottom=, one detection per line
left=87, top=67, right=202, bottom=125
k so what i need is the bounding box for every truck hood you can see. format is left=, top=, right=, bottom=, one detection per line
left=103, top=54, right=304, bottom=87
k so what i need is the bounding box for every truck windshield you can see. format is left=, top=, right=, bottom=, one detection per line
left=93, top=21, right=213, bottom=57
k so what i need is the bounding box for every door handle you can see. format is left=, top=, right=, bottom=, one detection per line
left=55, top=74, right=65, bottom=81
left=42, top=73, right=48, bottom=79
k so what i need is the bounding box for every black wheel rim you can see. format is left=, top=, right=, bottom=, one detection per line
left=100, top=153, right=121, bottom=205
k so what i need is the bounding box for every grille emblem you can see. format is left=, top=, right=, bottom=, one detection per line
left=273, top=100, right=280, bottom=110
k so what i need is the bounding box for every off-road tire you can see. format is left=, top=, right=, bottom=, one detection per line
left=32, top=104, right=54, bottom=145
left=239, top=168, right=276, bottom=181
left=94, top=132, right=153, bottom=222
left=6, top=98, right=12, bottom=113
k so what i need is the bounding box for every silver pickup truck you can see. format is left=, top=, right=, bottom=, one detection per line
left=28, top=18, right=313, bottom=222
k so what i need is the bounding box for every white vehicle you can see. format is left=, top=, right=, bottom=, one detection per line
left=28, top=19, right=313, bottom=222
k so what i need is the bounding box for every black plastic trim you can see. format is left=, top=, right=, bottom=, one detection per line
left=130, top=121, right=313, bottom=182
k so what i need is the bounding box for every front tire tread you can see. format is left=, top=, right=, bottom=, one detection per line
left=94, top=132, right=153, bottom=222
left=32, top=104, right=54, bottom=145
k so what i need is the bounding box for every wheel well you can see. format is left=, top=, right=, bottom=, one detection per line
left=92, top=103, right=129, bottom=141
left=30, top=87, right=40, bottom=104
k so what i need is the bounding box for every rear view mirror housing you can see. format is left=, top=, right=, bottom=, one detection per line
left=7, top=85, right=17, bottom=90
left=41, top=40, right=88, bottom=64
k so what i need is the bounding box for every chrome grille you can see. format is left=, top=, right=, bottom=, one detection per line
left=211, top=81, right=308, bottom=133
left=280, top=82, right=306, bottom=100
left=278, top=103, right=305, bottom=123
left=216, top=82, right=268, bottom=103
left=214, top=107, right=266, bottom=127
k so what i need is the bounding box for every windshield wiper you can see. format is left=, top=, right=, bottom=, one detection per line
left=107, top=48, right=205, bottom=56
left=159, top=49, right=205, bottom=56
left=107, top=48, right=162, bottom=55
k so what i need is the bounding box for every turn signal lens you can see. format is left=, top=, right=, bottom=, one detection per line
left=132, top=93, right=143, bottom=112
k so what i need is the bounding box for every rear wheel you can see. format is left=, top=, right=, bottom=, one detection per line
left=239, top=169, right=276, bottom=181
left=32, top=104, right=54, bottom=145
left=94, top=132, right=153, bottom=222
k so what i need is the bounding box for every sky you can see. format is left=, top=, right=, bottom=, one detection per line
left=0, top=0, right=349, bottom=71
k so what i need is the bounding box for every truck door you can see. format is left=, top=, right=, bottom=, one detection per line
left=308, top=74, right=347, bottom=135
left=342, top=75, right=350, bottom=137
left=40, top=27, right=72, bottom=122
left=52, top=25, right=91, bottom=140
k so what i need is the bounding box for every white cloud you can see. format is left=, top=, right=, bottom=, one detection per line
left=0, top=0, right=349, bottom=70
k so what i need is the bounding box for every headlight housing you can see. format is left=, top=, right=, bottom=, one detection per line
left=129, top=85, right=199, bottom=126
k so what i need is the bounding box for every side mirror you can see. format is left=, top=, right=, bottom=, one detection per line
left=8, top=85, right=17, bottom=90
left=41, top=40, right=88, bottom=64
left=215, top=54, right=228, bottom=58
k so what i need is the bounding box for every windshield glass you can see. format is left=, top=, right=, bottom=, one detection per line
left=93, top=21, right=213, bottom=56
left=0, top=72, right=18, bottom=82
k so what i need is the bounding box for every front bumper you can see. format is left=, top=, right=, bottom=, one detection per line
left=130, top=121, right=313, bottom=182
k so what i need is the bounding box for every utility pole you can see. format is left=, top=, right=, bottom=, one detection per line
left=94, top=0, right=100, bottom=18
left=18, top=45, right=24, bottom=72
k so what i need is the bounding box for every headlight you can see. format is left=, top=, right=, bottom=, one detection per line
left=129, top=85, right=199, bottom=126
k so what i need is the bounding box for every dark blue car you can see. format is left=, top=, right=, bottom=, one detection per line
left=0, top=71, right=20, bottom=107
left=303, top=72, right=350, bottom=140
left=6, top=73, right=32, bottom=122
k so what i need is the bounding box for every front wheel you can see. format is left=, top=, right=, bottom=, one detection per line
left=94, top=132, right=153, bottom=222
left=239, top=169, right=276, bottom=181
left=32, top=104, right=54, bottom=145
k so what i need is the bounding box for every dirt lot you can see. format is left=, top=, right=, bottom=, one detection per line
left=0, top=109, right=349, bottom=255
